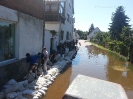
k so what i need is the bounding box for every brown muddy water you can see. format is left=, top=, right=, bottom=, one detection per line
left=43, top=45, right=133, bottom=99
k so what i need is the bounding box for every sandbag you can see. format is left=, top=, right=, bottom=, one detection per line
left=6, top=79, right=17, bottom=85
left=41, top=87, right=47, bottom=91
left=6, top=92, right=22, bottom=99
left=33, top=96, right=39, bottom=99
left=5, top=83, right=22, bottom=94
left=0, top=92, right=5, bottom=99
left=38, top=90, right=46, bottom=95
left=22, top=89, right=37, bottom=96
left=18, top=80, right=28, bottom=87
left=14, top=95, right=28, bottom=99
left=28, top=73, right=35, bottom=82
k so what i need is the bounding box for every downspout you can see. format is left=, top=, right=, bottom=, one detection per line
left=42, top=0, right=45, bottom=48
left=58, top=1, right=61, bottom=44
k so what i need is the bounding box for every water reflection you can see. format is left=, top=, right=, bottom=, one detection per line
left=43, top=67, right=72, bottom=99
left=86, top=45, right=133, bottom=99
left=43, top=45, right=133, bottom=99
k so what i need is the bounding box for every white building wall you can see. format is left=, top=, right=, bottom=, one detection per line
left=18, top=13, right=43, bottom=59
left=61, top=0, right=74, bottom=43
left=44, top=30, right=59, bottom=53
left=44, top=30, right=52, bottom=54
left=87, top=27, right=101, bottom=40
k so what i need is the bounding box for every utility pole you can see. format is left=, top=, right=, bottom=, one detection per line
left=42, top=0, right=45, bottom=48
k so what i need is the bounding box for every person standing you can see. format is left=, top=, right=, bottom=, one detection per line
left=41, top=47, right=49, bottom=73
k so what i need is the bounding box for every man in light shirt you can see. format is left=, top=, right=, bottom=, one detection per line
left=41, top=47, right=49, bottom=73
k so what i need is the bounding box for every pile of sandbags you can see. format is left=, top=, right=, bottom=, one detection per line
left=0, top=49, right=77, bottom=99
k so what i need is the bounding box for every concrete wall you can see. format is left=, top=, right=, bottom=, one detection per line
left=0, top=59, right=26, bottom=87
left=0, top=5, right=18, bottom=22
left=18, top=12, right=43, bottom=59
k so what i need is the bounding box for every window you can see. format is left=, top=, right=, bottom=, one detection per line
left=51, top=4, right=58, bottom=12
left=0, top=20, right=15, bottom=62
left=45, top=5, right=50, bottom=11
left=69, top=3, right=71, bottom=8
left=66, top=32, right=69, bottom=40
left=61, top=31, right=64, bottom=40
left=67, top=13, right=70, bottom=22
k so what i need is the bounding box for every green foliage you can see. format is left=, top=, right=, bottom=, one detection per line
left=76, top=30, right=88, bottom=40
left=76, top=30, right=83, bottom=37
left=93, top=32, right=111, bottom=46
left=108, top=40, right=128, bottom=56
left=91, top=6, right=133, bottom=58
left=109, top=6, right=131, bottom=40
left=50, top=30, right=57, bottom=36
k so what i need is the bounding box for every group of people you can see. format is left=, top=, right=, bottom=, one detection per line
left=25, top=39, right=78, bottom=80
left=57, top=39, right=78, bottom=57
left=26, top=47, right=49, bottom=79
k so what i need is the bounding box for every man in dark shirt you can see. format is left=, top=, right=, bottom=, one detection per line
left=26, top=53, right=40, bottom=79
left=49, top=50, right=57, bottom=63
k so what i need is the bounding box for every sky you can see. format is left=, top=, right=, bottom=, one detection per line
left=74, top=0, right=133, bottom=32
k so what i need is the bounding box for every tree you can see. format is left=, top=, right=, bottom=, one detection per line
left=109, top=6, right=131, bottom=40
left=88, top=24, right=94, bottom=35
left=120, top=26, right=133, bottom=45
left=76, top=30, right=83, bottom=38
left=76, top=30, right=88, bottom=40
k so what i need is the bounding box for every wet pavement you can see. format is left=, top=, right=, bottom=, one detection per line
left=43, top=40, right=133, bottom=99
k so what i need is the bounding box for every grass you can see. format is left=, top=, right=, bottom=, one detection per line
left=89, top=42, right=128, bottom=61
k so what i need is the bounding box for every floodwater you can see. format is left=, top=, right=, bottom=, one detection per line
left=43, top=43, right=133, bottom=99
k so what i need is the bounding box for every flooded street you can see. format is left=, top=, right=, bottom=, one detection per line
left=43, top=41, right=133, bottom=99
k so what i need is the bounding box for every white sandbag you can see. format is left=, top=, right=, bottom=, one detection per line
left=0, top=92, right=5, bottom=99
left=41, top=87, right=47, bottom=91
left=28, top=73, right=35, bottom=82
left=6, top=92, right=22, bottom=99
left=5, top=83, right=22, bottom=94
left=38, top=90, right=46, bottom=95
left=36, top=92, right=42, bottom=98
left=47, top=81, right=52, bottom=85
left=37, top=67, right=43, bottom=75
left=18, top=80, right=28, bottom=87
left=25, top=81, right=36, bottom=90
left=3, top=84, right=12, bottom=89
left=47, top=60, right=53, bottom=66
left=65, top=48, right=69, bottom=55
left=16, top=84, right=25, bottom=91
left=43, top=83, right=48, bottom=87
left=22, top=89, right=37, bottom=96
left=6, top=79, right=17, bottom=85
left=33, top=96, right=39, bottom=99
left=54, top=54, right=61, bottom=61
left=14, top=95, right=28, bottom=99
left=34, top=86, right=39, bottom=90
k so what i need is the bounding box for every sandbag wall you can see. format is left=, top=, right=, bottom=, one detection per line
left=0, top=50, right=77, bottom=99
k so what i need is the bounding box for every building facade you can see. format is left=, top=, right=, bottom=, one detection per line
left=45, top=0, right=75, bottom=53
left=87, top=27, right=101, bottom=41
left=0, top=0, right=44, bottom=86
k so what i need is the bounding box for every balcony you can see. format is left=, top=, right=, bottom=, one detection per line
left=45, top=1, right=66, bottom=23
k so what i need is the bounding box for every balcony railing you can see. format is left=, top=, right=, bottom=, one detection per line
left=45, top=1, right=65, bottom=23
